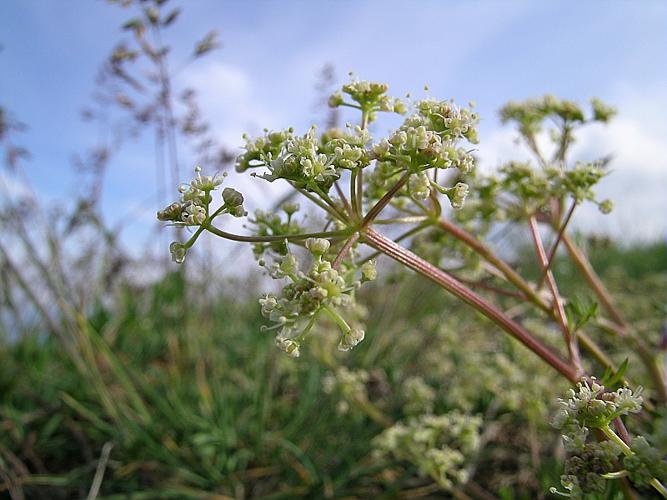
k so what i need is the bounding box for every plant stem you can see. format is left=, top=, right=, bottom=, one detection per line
left=205, top=225, right=351, bottom=243
left=361, top=172, right=410, bottom=229
left=435, top=218, right=628, bottom=385
left=332, top=233, right=360, bottom=269
left=436, top=218, right=550, bottom=312
left=363, top=227, right=578, bottom=382
left=561, top=233, right=626, bottom=327
left=350, top=169, right=359, bottom=217
left=296, top=186, right=348, bottom=223
left=562, top=233, right=667, bottom=403
left=334, top=181, right=352, bottom=217
left=600, top=425, right=667, bottom=497
left=529, top=216, right=583, bottom=377
left=357, top=221, right=434, bottom=267
left=600, top=425, right=632, bottom=455
left=537, top=200, right=577, bottom=288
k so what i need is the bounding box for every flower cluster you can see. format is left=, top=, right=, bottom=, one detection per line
left=236, top=125, right=372, bottom=195
left=248, top=203, right=304, bottom=258
left=557, top=441, right=622, bottom=496
left=501, top=95, right=586, bottom=137
left=235, top=128, right=294, bottom=173
left=328, top=78, right=406, bottom=121
left=371, top=100, right=477, bottom=174
left=258, top=238, right=375, bottom=357
left=553, top=379, right=643, bottom=432
left=158, top=166, right=224, bottom=225
left=466, top=159, right=612, bottom=222
left=157, top=166, right=245, bottom=263
left=364, top=98, right=478, bottom=212
left=550, top=379, right=667, bottom=497
left=373, top=411, right=481, bottom=491
left=624, top=436, right=667, bottom=488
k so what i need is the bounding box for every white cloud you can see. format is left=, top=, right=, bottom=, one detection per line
left=179, top=61, right=281, bottom=148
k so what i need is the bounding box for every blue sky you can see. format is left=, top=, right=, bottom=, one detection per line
left=1, top=0, right=666, bottom=253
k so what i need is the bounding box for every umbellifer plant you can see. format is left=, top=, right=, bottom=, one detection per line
left=158, top=77, right=667, bottom=497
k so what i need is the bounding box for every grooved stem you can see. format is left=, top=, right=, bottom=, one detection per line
left=529, top=216, right=583, bottom=377
left=363, top=227, right=578, bottom=383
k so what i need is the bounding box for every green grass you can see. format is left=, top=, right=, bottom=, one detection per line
left=1, top=241, right=665, bottom=498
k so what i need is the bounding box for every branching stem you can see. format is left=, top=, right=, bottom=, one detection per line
left=363, top=227, right=578, bottom=383
left=529, top=216, right=583, bottom=377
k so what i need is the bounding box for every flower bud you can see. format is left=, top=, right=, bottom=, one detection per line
left=393, top=99, right=407, bottom=115
left=276, top=337, right=300, bottom=357
left=361, top=260, right=377, bottom=281
left=169, top=242, right=187, bottom=264
left=282, top=202, right=300, bottom=215
left=222, top=187, right=244, bottom=207
left=409, top=172, right=431, bottom=201
left=157, top=202, right=182, bottom=221
left=448, top=182, right=469, bottom=210
left=305, top=238, right=330, bottom=256
left=338, top=328, right=365, bottom=351
left=228, top=205, right=246, bottom=217
left=328, top=92, right=344, bottom=108
left=598, top=199, right=613, bottom=214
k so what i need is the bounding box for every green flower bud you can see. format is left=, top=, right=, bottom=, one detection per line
left=228, top=205, right=246, bottom=218
left=393, top=99, right=407, bottom=115
left=448, top=182, right=469, bottom=210
left=281, top=202, right=300, bottom=215
left=598, top=199, right=613, bottom=214
left=328, top=92, right=344, bottom=108
left=361, top=260, right=377, bottom=281
left=276, top=337, right=300, bottom=357
left=305, top=238, right=330, bottom=256
left=169, top=242, right=187, bottom=264
left=222, top=187, right=244, bottom=207
left=338, top=328, right=365, bottom=351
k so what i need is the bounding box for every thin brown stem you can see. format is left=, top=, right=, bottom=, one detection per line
left=453, top=276, right=528, bottom=301
left=435, top=218, right=640, bottom=387
left=563, top=233, right=667, bottom=402
left=529, top=216, right=583, bottom=377
left=437, top=218, right=550, bottom=312
left=357, top=221, right=434, bottom=267
left=363, top=227, right=578, bottom=382
left=334, top=181, right=352, bottom=217
left=361, top=172, right=409, bottom=229
left=537, top=200, right=577, bottom=288
left=561, top=233, right=626, bottom=327
left=332, top=233, right=360, bottom=269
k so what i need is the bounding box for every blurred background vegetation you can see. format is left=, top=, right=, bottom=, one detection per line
left=1, top=0, right=665, bottom=498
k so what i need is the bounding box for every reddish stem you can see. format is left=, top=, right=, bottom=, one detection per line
left=529, top=216, right=583, bottom=377
left=332, top=233, right=360, bottom=270
left=361, top=173, right=409, bottom=229
left=363, top=227, right=578, bottom=383
left=537, top=200, right=577, bottom=288
left=437, top=218, right=550, bottom=312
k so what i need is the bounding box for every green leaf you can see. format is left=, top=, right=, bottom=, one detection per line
left=601, top=358, right=629, bottom=388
